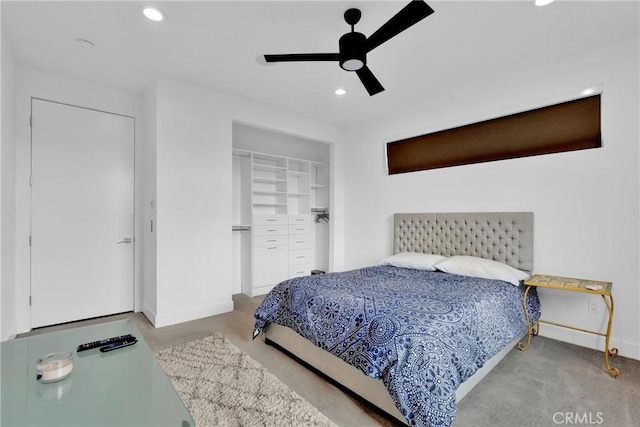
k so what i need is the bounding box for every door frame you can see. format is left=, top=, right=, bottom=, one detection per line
left=28, top=97, right=138, bottom=329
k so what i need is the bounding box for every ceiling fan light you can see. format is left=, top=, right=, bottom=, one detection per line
left=342, top=59, right=364, bottom=71
left=339, top=31, right=366, bottom=71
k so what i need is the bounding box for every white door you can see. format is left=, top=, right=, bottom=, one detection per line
left=30, top=99, right=134, bottom=328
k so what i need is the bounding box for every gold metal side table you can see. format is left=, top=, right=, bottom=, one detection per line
left=517, top=274, right=619, bottom=378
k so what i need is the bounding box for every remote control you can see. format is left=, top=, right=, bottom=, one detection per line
left=77, top=334, right=134, bottom=352
left=99, top=337, right=138, bottom=353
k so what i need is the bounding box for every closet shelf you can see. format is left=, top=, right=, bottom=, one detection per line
left=237, top=149, right=328, bottom=216
left=254, top=177, right=287, bottom=184
left=253, top=190, right=287, bottom=196
left=253, top=203, right=287, bottom=207
left=254, top=164, right=287, bottom=173
left=288, top=170, right=310, bottom=176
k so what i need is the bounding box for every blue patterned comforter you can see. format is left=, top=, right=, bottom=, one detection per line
left=253, top=265, right=540, bottom=427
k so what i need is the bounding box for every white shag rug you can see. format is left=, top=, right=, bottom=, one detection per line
left=155, top=333, right=337, bottom=427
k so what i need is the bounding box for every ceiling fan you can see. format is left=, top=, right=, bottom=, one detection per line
left=263, top=1, right=435, bottom=96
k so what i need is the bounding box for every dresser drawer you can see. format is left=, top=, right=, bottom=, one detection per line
left=289, top=264, right=311, bottom=278
left=253, top=225, right=288, bottom=237
left=289, top=215, right=312, bottom=225
left=254, top=235, right=288, bottom=248
left=289, top=235, right=311, bottom=250
left=253, top=247, right=288, bottom=287
left=289, top=249, right=312, bottom=266
left=253, top=215, right=288, bottom=226
left=289, top=224, right=311, bottom=235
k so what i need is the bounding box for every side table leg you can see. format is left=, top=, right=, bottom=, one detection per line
left=602, top=295, right=619, bottom=378
left=517, top=285, right=534, bottom=351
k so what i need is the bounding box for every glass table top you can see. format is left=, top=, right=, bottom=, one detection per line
left=1, top=319, right=194, bottom=426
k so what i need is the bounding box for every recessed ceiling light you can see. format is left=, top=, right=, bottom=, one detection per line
left=334, top=89, right=347, bottom=96
left=534, top=0, right=555, bottom=6
left=142, top=7, right=165, bottom=22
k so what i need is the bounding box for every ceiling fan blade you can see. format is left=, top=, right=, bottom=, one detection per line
left=356, top=66, right=385, bottom=96
left=264, top=53, right=339, bottom=63
left=365, top=1, right=434, bottom=52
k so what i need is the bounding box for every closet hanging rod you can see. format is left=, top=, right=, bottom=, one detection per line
left=232, top=152, right=251, bottom=158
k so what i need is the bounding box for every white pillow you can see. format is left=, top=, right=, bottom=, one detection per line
left=434, top=255, right=530, bottom=286
left=378, top=252, right=447, bottom=271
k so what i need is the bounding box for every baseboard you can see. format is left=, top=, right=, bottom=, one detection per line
left=1, top=322, right=18, bottom=341
left=538, top=324, right=640, bottom=360
left=142, top=303, right=158, bottom=327
left=152, top=300, right=234, bottom=328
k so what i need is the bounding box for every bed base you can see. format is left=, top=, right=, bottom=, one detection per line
left=265, top=323, right=522, bottom=425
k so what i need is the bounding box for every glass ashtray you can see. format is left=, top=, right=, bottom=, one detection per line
left=36, top=352, right=73, bottom=383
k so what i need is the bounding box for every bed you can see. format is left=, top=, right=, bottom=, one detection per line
left=253, top=212, right=540, bottom=427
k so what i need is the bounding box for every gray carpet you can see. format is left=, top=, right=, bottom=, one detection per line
left=155, top=332, right=337, bottom=427
left=454, top=336, right=640, bottom=427
left=23, top=299, right=640, bottom=427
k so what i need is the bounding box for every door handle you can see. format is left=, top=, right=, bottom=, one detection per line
left=117, top=238, right=132, bottom=244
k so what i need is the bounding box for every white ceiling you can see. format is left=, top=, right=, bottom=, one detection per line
left=2, top=1, right=639, bottom=127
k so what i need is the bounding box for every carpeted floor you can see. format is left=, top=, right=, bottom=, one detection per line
left=22, top=294, right=640, bottom=427
left=155, top=332, right=337, bottom=427
left=454, top=335, right=640, bottom=427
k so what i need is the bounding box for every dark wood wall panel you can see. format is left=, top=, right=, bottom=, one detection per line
left=386, top=95, right=601, bottom=174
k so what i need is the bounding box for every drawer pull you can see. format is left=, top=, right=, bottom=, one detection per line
left=267, top=240, right=276, bottom=242
left=267, top=219, right=276, bottom=222
left=268, top=247, right=277, bottom=250
left=296, top=256, right=305, bottom=259
left=267, top=229, right=277, bottom=232
left=296, top=240, right=304, bottom=243
left=296, top=228, right=304, bottom=231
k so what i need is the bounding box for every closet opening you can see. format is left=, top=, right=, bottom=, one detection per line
left=232, top=122, right=331, bottom=297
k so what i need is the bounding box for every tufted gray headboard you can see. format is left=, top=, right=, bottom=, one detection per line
left=393, top=212, right=533, bottom=272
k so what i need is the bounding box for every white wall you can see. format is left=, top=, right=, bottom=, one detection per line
left=11, top=65, right=143, bottom=334
left=143, top=77, right=345, bottom=327
left=233, top=123, right=331, bottom=163
left=343, top=36, right=640, bottom=359
left=150, top=77, right=235, bottom=326
left=3, top=62, right=345, bottom=333
left=141, top=83, right=158, bottom=321
left=1, top=31, right=17, bottom=340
